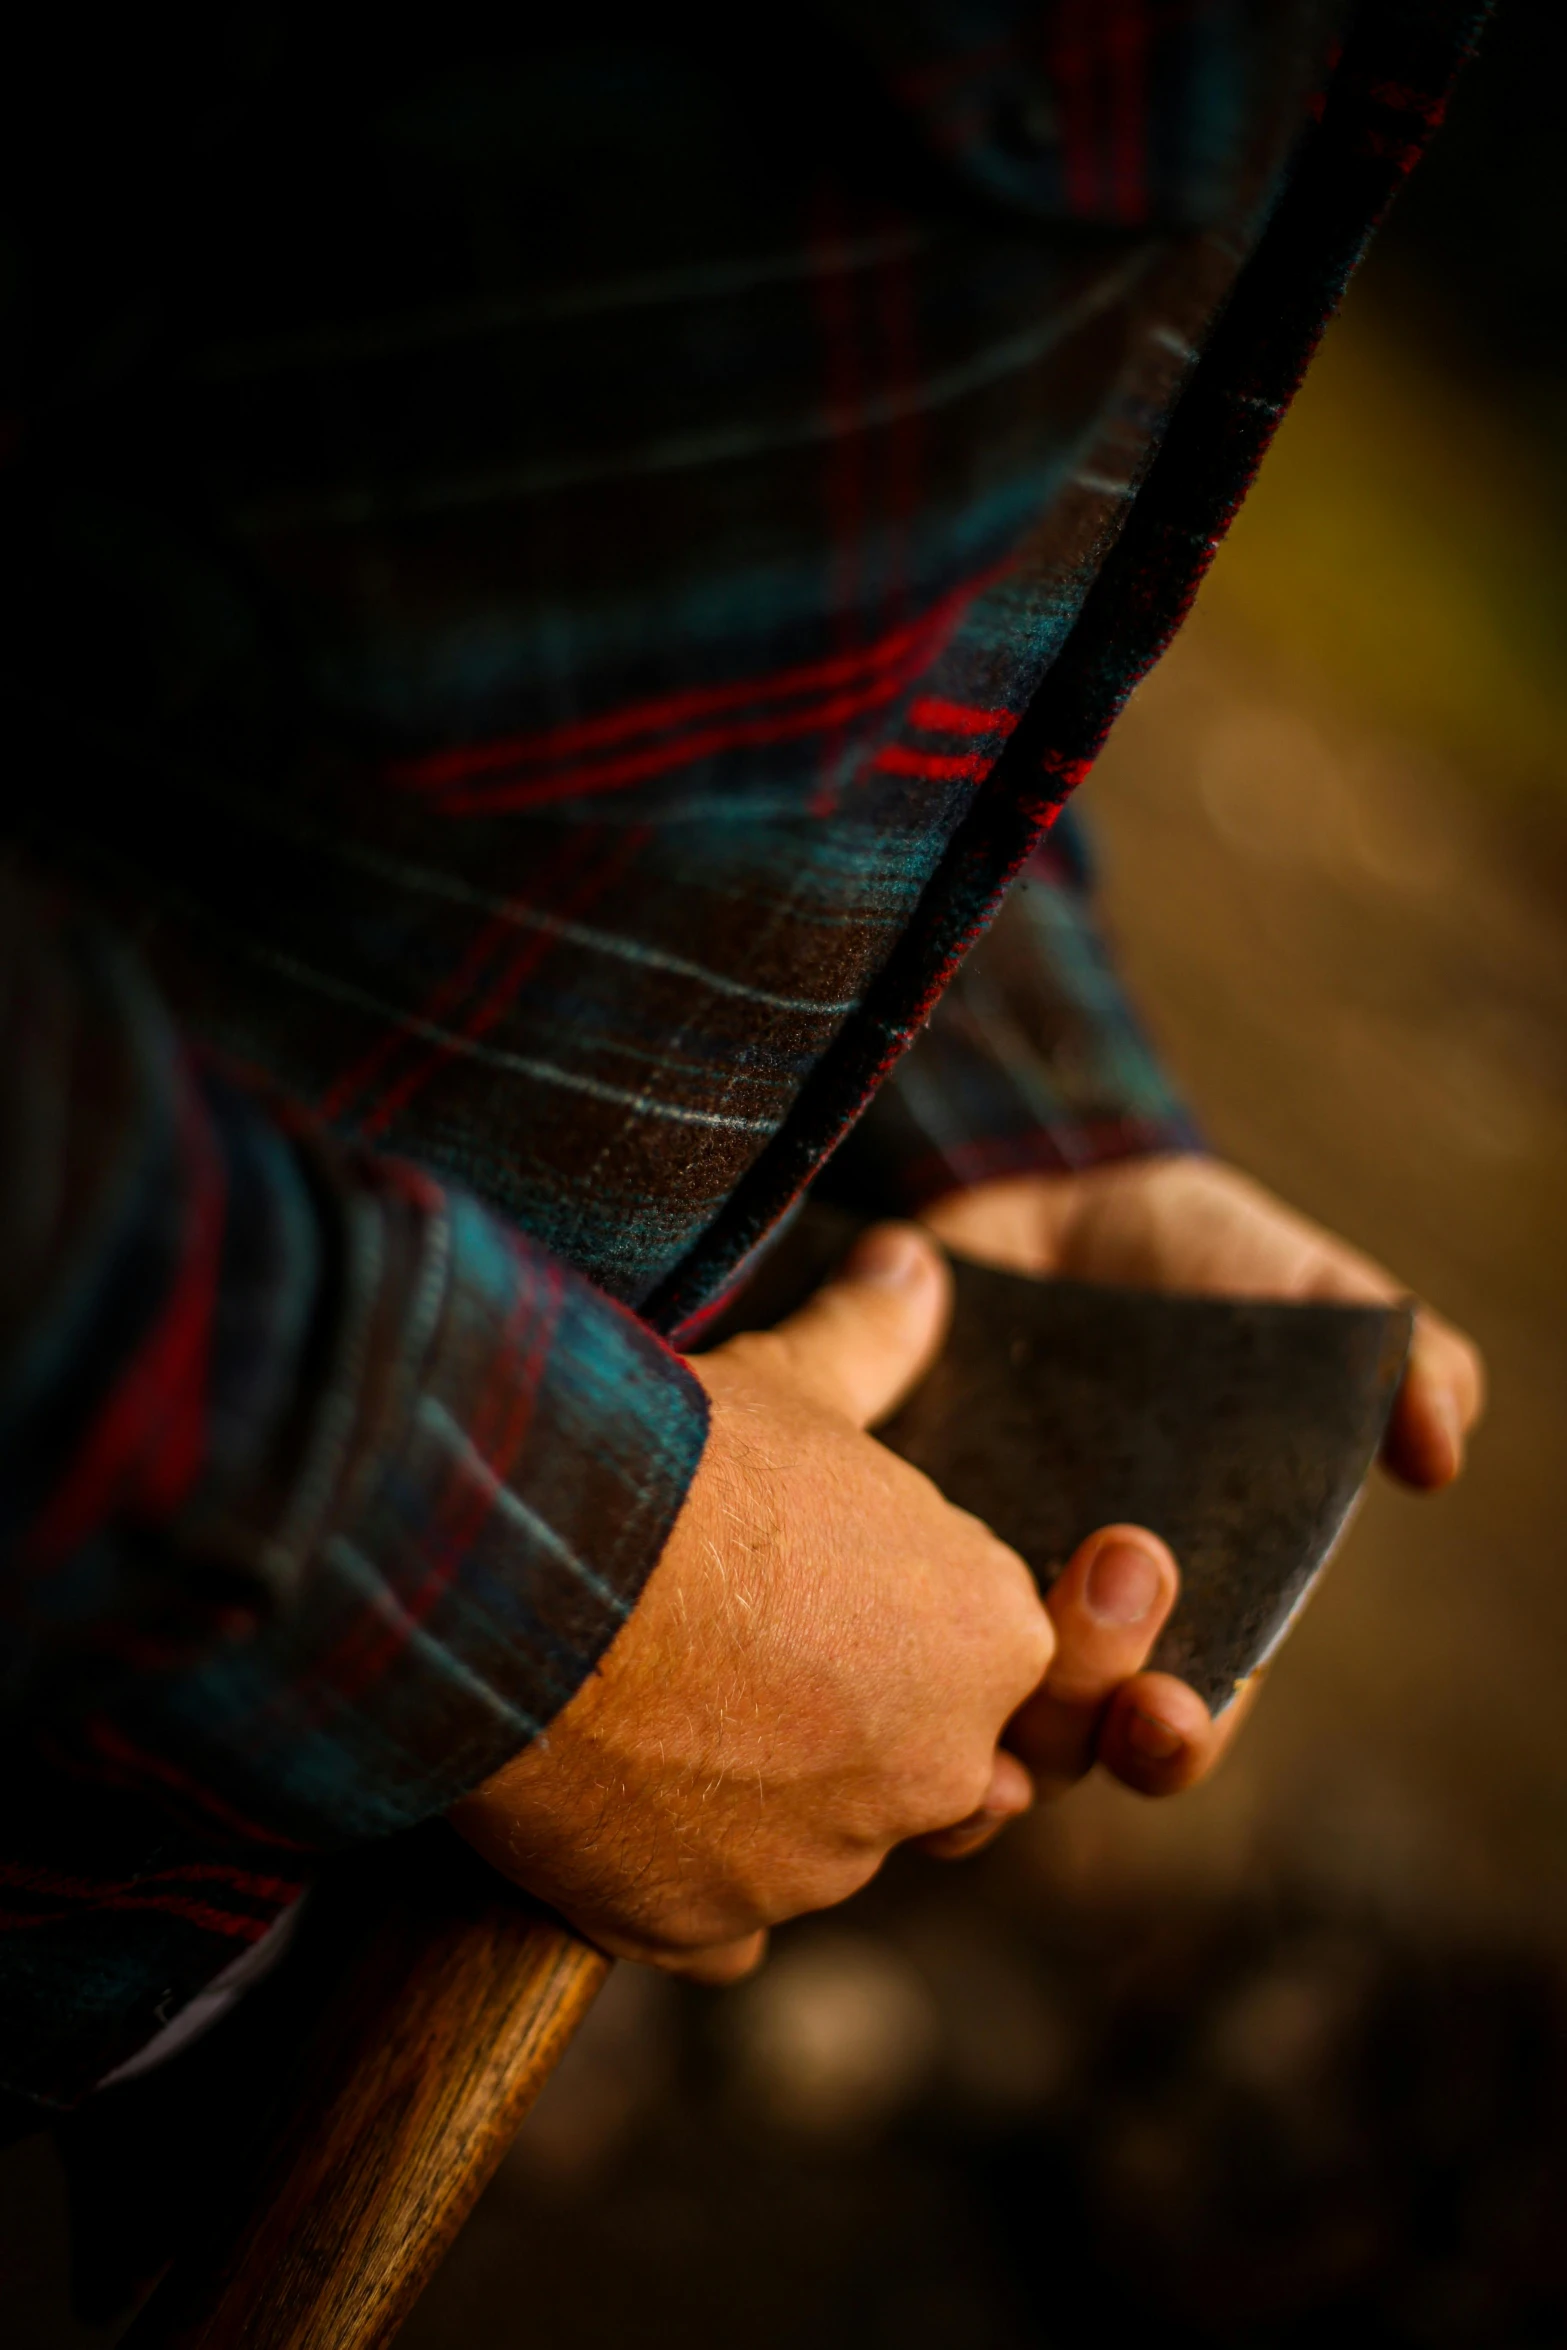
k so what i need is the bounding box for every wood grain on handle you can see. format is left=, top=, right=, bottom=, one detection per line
left=123, top=1834, right=607, bottom=2350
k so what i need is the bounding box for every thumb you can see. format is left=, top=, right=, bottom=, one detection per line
left=767, top=1222, right=952, bottom=1429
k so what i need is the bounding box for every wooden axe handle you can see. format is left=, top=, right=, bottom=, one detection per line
left=122, top=1835, right=607, bottom=2350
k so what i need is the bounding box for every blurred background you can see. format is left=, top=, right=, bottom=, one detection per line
left=8, top=4, right=1567, bottom=2343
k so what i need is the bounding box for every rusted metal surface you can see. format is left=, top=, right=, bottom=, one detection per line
left=710, top=1205, right=1411, bottom=1712
left=880, top=1258, right=1410, bottom=1712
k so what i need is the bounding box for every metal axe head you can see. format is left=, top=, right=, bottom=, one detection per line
left=703, top=1203, right=1412, bottom=1715
left=877, top=1259, right=1412, bottom=1714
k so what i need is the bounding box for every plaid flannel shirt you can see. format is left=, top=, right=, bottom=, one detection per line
left=0, top=0, right=1483, bottom=2111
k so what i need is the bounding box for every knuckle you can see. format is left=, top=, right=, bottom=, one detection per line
left=946, top=1500, right=1005, bottom=1552
left=914, top=1745, right=992, bottom=1834
left=714, top=1935, right=770, bottom=1985
left=629, top=1890, right=754, bottom=1960
left=642, top=1944, right=698, bottom=1977
left=960, top=1750, right=996, bottom=1816
left=980, top=1525, right=1044, bottom=1605
left=950, top=1509, right=1045, bottom=1599
left=983, top=1568, right=1054, bottom=1693
left=815, top=1848, right=885, bottom=1912
left=1014, top=1598, right=1057, bottom=1682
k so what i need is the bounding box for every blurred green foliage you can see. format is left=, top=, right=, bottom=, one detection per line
left=1207, top=297, right=1567, bottom=811
left=1203, top=0, right=1567, bottom=817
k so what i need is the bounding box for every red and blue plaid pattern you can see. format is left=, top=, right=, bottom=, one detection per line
left=824, top=821, right=1204, bottom=1209
left=0, top=883, right=705, bottom=2106
left=0, top=0, right=1486, bottom=2112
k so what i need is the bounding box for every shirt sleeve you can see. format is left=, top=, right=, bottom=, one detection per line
left=0, top=871, right=709, bottom=1848
left=819, top=812, right=1202, bottom=1215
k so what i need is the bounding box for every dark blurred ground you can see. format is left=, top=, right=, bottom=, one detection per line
left=6, top=7, right=1567, bottom=2344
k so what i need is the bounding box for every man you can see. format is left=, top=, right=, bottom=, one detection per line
left=0, top=0, right=1484, bottom=2125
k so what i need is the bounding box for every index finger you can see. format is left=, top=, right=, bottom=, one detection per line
left=1004, top=1524, right=1178, bottom=1798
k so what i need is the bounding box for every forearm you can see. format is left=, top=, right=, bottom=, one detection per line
left=0, top=872, right=709, bottom=1846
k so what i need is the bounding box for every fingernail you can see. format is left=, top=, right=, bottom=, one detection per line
left=1126, top=1709, right=1185, bottom=1762
left=850, top=1227, right=927, bottom=1290
left=1084, top=1540, right=1162, bottom=1627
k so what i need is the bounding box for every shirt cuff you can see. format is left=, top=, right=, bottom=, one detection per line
left=141, top=1135, right=711, bottom=1846
left=1, top=881, right=709, bottom=1849
left=820, top=822, right=1201, bottom=1214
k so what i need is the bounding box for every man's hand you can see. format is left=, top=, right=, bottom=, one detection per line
left=452, top=1225, right=1191, bottom=1985
left=920, top=1153, right=1486, bottom=1490
left=918, top=1152, right=1485, bottom=1815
